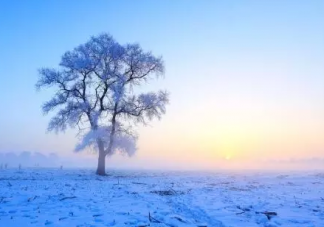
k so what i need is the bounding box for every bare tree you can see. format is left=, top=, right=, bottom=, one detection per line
left=36, top=33, right=169, bottom=175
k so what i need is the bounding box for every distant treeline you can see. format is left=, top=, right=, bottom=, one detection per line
left=0, top=151, right=59, bottom=168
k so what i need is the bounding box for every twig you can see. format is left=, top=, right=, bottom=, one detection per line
left=236, top=211, right=245, bottom=215
left=256, top=211, right=277, bottom=220
left=149, top=212, right=161, bottom=223
left=132, top=182, right=146, bottom=185
left=60, top=196, right=76, bottom=201
left=28, top=196, right=39, bottom=202
left=236, top=205, right=250, bottom=215
left=168, top=187, right=177, bottom=195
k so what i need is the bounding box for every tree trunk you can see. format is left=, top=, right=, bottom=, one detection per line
left=96, top=139, right=106, bottom=176
left=95, top=104, right=118, bottom=176
left=96, top=152, right=106, bottom=175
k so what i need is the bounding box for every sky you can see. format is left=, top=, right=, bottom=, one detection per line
left=0, top=0, right=324, bottom=170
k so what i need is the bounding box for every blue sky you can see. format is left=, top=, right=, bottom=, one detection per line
left=1, top=1, right=324, bottom=169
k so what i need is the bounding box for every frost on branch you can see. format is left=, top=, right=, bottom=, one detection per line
left=59, top=34, right=124, bottom=73
left=119, top=90, right=169, bottom=123
left=47, top=101, right=86, bottom=132
left=123, top=44, right=164, bottom=83
left=75, top=123, right=137, bottom=156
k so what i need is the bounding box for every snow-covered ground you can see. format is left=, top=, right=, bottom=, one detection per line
left=0, top=169, right=323, bottom=227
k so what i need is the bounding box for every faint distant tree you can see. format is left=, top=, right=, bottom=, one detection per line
left=36, top=33, right=169, bottom=175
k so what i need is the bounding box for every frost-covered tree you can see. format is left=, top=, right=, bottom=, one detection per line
left=36, top=34, right=169, bottom=175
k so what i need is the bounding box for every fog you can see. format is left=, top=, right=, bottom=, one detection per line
left=1, top=151, right=324, bottom=171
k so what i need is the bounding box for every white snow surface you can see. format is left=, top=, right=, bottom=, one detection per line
left=0, top=169, right=323, bottom=227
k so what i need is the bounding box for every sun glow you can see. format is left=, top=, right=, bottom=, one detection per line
left=225, top=154, right=232, bottom=160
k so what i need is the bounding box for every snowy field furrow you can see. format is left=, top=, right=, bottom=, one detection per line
left=0, top=169, right=323, bottom=227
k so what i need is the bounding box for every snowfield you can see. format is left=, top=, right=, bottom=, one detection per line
left=0, top=169, right=323, bottom=227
